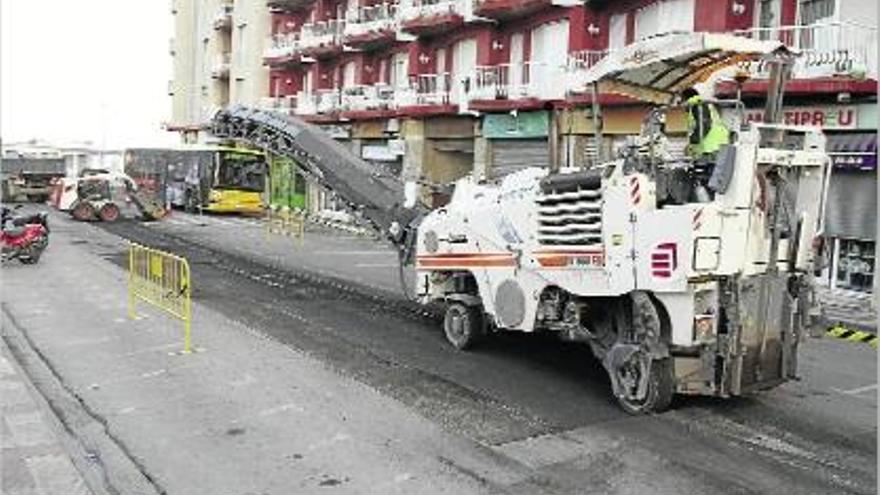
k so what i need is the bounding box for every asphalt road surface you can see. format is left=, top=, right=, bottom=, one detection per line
left=10, top=207, right=879, bottom=494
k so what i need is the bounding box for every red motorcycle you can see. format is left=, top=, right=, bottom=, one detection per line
left=1, top=206, right=49, bottom=264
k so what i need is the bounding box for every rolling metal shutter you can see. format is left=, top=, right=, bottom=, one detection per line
left=824, top=169, right=877, bottom=241
left=491, top=139, right=549, bottom=178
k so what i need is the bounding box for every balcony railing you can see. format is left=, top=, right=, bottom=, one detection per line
left=264, top=32, right=301, bottom=59
left=734, top=22, right=877, bottom=80
left=300, top=19, right=345, bottom=51
left=260, top=95, right=298, bottom=115
left=469, top=61, right=567, bottom=101
left=470, top=63, right=532, bottom=100
left=344, top=3, right=398, bottom=38
left=567, top=49, right=608, bottom=72
left=398, top=0, right=471, bottom=23
left=395, top=73, right=451, bottom=106
left=341, top=84, right=397, bottom=111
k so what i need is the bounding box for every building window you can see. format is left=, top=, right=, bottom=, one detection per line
left=835, top=239, right=874, bottom=292
left=800, top=0, right=835, bottom=25
left=609, top=13, right=627, bottom=50
left=634, top=0, right=695, bottom=41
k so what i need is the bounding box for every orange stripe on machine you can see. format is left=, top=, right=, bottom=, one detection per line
left=416, top=253, right=517, bottom=268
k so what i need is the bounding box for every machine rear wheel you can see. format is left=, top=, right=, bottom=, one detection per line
left=443, top=302, right=485, bottom=350
left=72, top=202, right=95, bottom=221
left=99, top=203, right=121, bottom=222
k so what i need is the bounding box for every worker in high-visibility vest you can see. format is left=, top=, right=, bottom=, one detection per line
left=681, top=87, right=730, bottom=159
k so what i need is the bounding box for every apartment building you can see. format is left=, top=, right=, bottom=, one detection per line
left=170, top=0, right=877, bottom=291
left=168, top=0, right=271, bottom=143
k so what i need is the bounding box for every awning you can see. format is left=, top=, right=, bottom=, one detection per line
left=827, top=133, right=878, bottom=170
left=573, top=32, right=793, bottom=105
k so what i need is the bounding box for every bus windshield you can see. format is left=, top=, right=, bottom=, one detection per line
left=216, top=151, right=266, bottom=192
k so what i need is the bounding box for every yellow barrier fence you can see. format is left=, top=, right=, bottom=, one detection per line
left=265, top=208, right=305, bottom=242
left=128, top=242, right=193, bottom=353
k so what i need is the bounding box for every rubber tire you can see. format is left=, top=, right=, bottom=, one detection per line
left=443, top=302, right=485, bottom=350
left=99, top=203, right=120, bottom=222
left=615, top=358, right=675, bottom=415
left=72, top=202, right=96, bottom=221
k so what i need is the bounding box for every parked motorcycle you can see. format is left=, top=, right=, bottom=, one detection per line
left=1, top=205, right=49, bottom=264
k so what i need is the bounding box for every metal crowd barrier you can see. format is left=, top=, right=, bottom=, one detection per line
left=264, top=207, right=305, bottom=242
left=127, top=242, right=193, bottom=353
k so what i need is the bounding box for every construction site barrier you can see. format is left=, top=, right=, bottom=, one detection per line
left=128, top=242, right=193, bottom=353
left=265, top=208, right=305, bottom=242
left=826, top=325, right=877, bottom=348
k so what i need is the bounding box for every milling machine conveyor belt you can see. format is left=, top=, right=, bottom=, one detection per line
left=211, top=106, right=426, bottom=244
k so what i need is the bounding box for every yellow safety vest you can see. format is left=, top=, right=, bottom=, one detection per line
left=685, top=95, right=730, bottom=157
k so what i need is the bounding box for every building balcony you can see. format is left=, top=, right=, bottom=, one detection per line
left=734, top=22, right=877, bottom=82
left=211, top=53, right=231, bottom=79
left=563, top=49, right=610, bottom=94
left=468, top=61, right=567, bottom=109
left=473, top=0, right=578, bottom=20
left=259, top=95, right=298, bottom=116
left=267, top=0, right=317, bottom=12
left=295, top=89, right=344, bottom=116
left=299, top=19, right=346, bottom=58
left=343, top=3, right=398, bottom=49
left=264, top=32, right=310, bottom=66
left=398, top=0, right=471, bottom=36
left=213, top=3, right=234, bottom=30
left=395, top=73, right=457, bottom=114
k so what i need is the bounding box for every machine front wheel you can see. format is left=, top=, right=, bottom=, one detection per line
left=443, top=302, right=485, bottom=350
left=614, top=356, right=674, bottom=414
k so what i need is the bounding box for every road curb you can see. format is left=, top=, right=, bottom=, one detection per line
left=1, top=304, right=165, bottom=495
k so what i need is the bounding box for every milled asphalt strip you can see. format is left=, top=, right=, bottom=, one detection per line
left=1, top=303, right=164, bottom=495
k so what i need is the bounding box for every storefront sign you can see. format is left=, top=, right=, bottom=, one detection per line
left=319, top=124, right=351, bottom=139
left=483, top=111, right=549, bottom=139
left=743, top=106, right=858, bottom=129
left=362, top=145, right=397, bottom=162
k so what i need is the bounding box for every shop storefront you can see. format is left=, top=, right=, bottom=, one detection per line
left=352, top=120, right=405, bottom=178
left=483, top=111, right=550, bottom=178
left=742, top=102, right=877, bottom=293
left=823, top=131, right=877, bottom=293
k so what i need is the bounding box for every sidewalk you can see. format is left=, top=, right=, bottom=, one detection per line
left=815, top=286, right=877, bottom=332
left=0, top=339, right=91, bottom=495
left=0, top=216, right=532, bottom=494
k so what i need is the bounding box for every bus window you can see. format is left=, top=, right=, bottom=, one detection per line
left=217, top=151, right=266, bottom=192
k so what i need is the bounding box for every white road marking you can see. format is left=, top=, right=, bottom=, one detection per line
left=831, top=384, right=878, bottom=395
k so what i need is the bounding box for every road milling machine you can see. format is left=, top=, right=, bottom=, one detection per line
left=212, top=32, right=830, bottom=413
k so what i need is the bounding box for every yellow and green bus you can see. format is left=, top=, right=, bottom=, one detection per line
left=124, top=146, right=266, bottom=215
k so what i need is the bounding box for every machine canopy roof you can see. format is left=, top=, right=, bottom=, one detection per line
left=581, top=32, right=793, bottom=104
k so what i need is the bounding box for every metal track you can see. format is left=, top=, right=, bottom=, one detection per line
left=211, top=105, right=427, bottom=253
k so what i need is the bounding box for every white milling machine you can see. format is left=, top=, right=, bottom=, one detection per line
left=212, top=33, right=830, bottom=414
left=412, top=33, right=829, bottom=412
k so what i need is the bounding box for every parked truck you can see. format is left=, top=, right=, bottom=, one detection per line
left=1, top=155, right=66, bottom=202
left=212, top=33, right=829, bottom=413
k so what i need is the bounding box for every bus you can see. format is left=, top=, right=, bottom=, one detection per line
left=124, top=146, right=266, bottom=214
